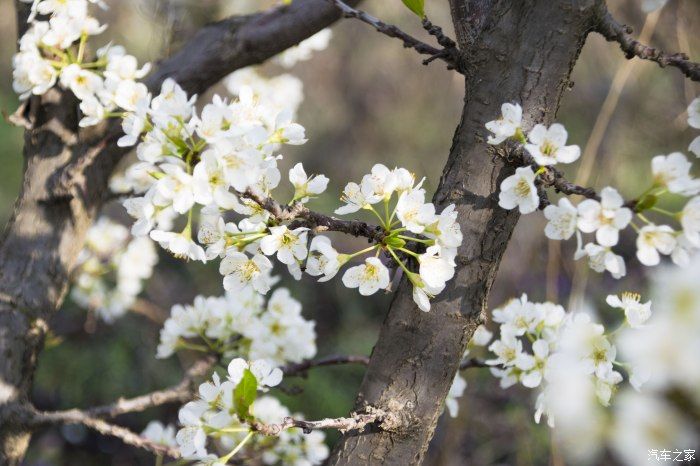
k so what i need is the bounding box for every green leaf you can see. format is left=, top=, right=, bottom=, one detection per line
left=234, top=369, right=258, bottom=422
left=401, top=0, right=425, bottom=18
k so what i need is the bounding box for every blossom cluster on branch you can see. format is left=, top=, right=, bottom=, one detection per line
left=156, top=288, right=317, bottom=367
left=13, top=1, right=465, bottom=463
left=487, top=102, right=700, bottom=279
left=476, top=259, right=700, bottom=464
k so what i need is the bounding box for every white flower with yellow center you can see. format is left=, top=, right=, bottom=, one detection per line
left=341, top=257, right=390, bottom=296
left=577, top=187, right=632, bottom=247
left=636, top=224, right=676, bottom=266
left=260, top=226, right=308, bottom=265
left=498, top=166, right=539, bottom=214
left=220, top=251, right=273, bottom=294
left=525, top=123, right=580, bottom=166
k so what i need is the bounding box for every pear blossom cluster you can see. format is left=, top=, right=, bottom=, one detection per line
left=528, top=260, right=700, bottom=465
left=114, top=77, right=308, bottom=264
left=482, top=292, right=653, bottom=427
left=334, top=164, right=463, bottom=311
left=15, top=0, right=151, bottom=128
left=486, top=102, right=700, bottom=279
left=71, top=217, right=158, bottom=322
left=176, top=358, right=328, bottom=465
left=24, top=0, right=461, bottom=314
left=156, top=287, right=317, bottom=366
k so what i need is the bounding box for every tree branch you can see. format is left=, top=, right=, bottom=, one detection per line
left=595, top=7, right=700, bottom=82
left=28, top=410, right=179, bottom=458
left=326, top=0, right=463, bottom=73
left=242, top=190, right=386, bottom=243
left=283, top=354, right=370, bottom=376
left=253, top=406, right=391, bottom=436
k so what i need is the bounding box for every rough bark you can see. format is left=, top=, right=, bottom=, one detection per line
left=327, top=1, right=599, bottom=464
left=0, top=1, right=358, bottom=464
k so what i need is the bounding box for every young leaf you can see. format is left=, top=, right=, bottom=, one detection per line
left=234, top=369, right=258, bottom=422
left=401, top=0, right=425, bottom=18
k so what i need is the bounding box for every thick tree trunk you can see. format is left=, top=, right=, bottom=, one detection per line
left=327, top=1, right=599, bottom=464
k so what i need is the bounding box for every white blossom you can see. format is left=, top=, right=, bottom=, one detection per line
left=342, top=257, right=390, bottom=296
left=305, top=236, right=340, bottom=282
left=577, top=187, right=632, bottom=247
left=525, top=123, right=580, bottom=166
left=575, top=242, right=627, bottom=279
left=220, top=252, right=273, bottom=295
left=498, top=166, right=539, bottom=214
left=150, top=229, right=206, bottom=262
left=227, top=358, right=283, bottom=389
left=260, top=226, right=309, bottom=265
left=445, top=374, right=467, bottom=418
left=651, top=152, right=700, bottom=195
left=289, top=162, right=328, bottom=202
left=544, top=197, right=578, bottom=240
left=606, top=292, right=651, bottom=328
left=485, top=103, right=522, bottom=145
left=636, top=224, right=676, bottom=266
left=418, top=245, right=456, bottom=290
left=395, top=188, right=436, bottom=234
left=141, top=421, right=177, bottom=447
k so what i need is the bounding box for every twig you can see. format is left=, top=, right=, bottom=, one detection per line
left=596, top=7, right=700, bottom=82
left=326, top=0, right=463, bottom=73
left=29, top=410, right=180, bottom=458
left=242, top=190, right=386, bottom=243
left=19, top=359, right=215, bottom=457
left=283, top=354, right=369, bottom=376
left=513, top=147, right=601, bottom=209
left=252, top=406, right=389, bottom=435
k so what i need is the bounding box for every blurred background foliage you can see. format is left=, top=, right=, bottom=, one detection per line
left=0, top=0, right=698, bottom=464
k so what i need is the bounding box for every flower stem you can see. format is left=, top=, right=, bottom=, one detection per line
left=77, top=33, right=88, bottom=63
left=650, top=206, right=677, bottom=218
left=365, top=205, right=386, bottom=228
left=398, top=247, right=420, bottom=259
left=219, top=431, right=254, bottom=463
left=398, top=235, right=433, bottom=245
left=347, top=244, right=379, bottom=261
left=387, top=246, right=412, bottom=276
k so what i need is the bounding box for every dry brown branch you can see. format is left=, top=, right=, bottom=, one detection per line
left=596, top=6, right=700, bottom=82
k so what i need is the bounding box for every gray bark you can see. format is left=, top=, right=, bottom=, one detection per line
left=0, top=1, right=356, bottom=464
left=327, top=1, right=600, bottom=464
